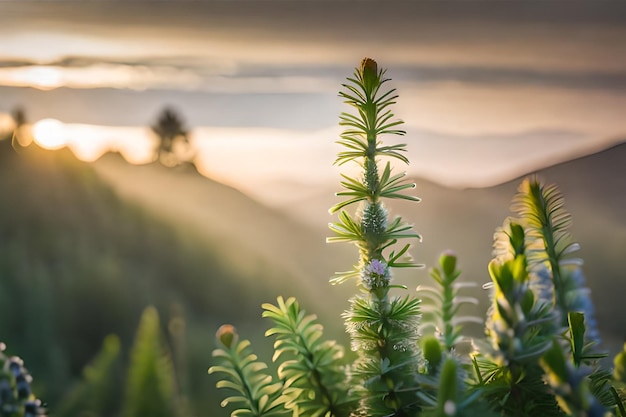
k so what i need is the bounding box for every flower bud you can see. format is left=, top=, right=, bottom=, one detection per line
left=360, top=57, right=378, bottom=76
left=359, top=57, right=379, bottom=90
left=216, top=324, right=238, bottom=349
left=439, top=250, right=457, bottom=276
left=420, top=335, right=443, bottom=374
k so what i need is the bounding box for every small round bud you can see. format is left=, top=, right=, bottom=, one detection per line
left=439, top=250, right=457, bottom=276
left=421, top=335, right=443, bottom=373
left=216, top=324, right=238, bottom=349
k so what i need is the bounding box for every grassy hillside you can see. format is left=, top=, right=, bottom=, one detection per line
left=0, top=138, right=316, bottom=415
left=91, top=152, right=356, bottom=329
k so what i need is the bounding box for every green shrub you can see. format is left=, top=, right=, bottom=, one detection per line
left=210, top=58, right=626, bottom=417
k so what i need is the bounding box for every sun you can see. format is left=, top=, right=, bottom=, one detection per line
left=32, top=118, right=67, bottom=149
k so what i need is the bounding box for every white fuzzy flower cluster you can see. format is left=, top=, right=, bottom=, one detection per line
left=361, top=259, right=390, bottom=290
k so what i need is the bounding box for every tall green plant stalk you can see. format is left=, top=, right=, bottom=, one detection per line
left=328, top=58, right=423, bottom=416
left=418, top=251, right=480, bottom=353
left=511, top=178, right=600, bottom=342
left=476, top=222, right=563, bottom=416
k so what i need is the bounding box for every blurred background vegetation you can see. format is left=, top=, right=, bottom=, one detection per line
left=0, top=127, right=335, bottom=416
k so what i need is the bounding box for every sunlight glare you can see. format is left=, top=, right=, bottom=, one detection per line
left=0, top=113, right=15, bottom=136
left=31, top=119, right=156, bottom=164
left=33, top=118, right=67, bottom=149
left=0, top=66, right=64, bottom=90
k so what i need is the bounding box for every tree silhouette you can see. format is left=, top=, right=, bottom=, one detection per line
left=12, top=107, right=26, bottom=129
left=11, top=106, right=32, bottom=147
left=151, top=107, right=192, bottom=167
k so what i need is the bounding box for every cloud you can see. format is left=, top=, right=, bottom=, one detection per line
left=1, top=57, right=625, bottom=97
left=2, top=2, right=625, bottom=73
left=393, top=66, right=626, bottom=92
left=1, top=1, right=625, bottom=99
left=0, top=58, right=340, bottom=93
left=0, top=64, right=204, bottom=91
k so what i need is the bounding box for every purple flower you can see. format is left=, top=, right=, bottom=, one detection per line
left=361, top=259, right=390, bottom=289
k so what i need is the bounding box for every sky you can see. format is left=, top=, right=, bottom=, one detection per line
left=0, top=1, right=625, bottom=203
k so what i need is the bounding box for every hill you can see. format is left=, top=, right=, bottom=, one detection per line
left=0, top=139, right=328, bottom=415
left=91, top=152, right=356, bottom=324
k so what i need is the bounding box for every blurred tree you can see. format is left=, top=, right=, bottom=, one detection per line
left=57, top=335, right=123, bottom=417
left=151, top=107, right=193, bottom=167
left=11, top=106, right=32, bottom=147
left=12, top=107, right=26, bottom=128
left=122, top=306, right=179, bottom=417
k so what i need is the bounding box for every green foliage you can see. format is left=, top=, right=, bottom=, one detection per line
left=328, top=58, right=420, bottom=282
left=475, top=223, right=562, bottom=416
left=262, top=297, right=352, bottom=417
left=511, top=178, right=600, bottom=341
left=612, top=345, right=626, bottom=417
left=344, top=294, right=423, bottom=416
left=485, top=248, right=557, bottom=364
left=541, top=313, right=614, bottom=414
left=209, top=57, right=626, bottom=417
left=418, top=357, right=495, bottom=417
left=476, top=179, right=621, bottom=417
left=418, top=251, right=480, bottom=352
left=329, top=57, right=426, bottom=417
left=209, top=326, right=288, bottom=417
left=7, top=58, right=622, bottom=417
left=0, top=141, right=289, bottom=414
left=123, top=307, right=178, bottom=417
left=0, top=343, right=46, bottom=416
left=615, top=344, right=626, bottom=384
left=56, top=335, right=122, bottom=417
